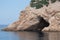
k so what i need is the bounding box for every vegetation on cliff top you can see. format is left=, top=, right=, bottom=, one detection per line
left=30, top=0, right=58, bottom=9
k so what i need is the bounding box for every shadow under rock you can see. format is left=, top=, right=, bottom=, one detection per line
left=24, top=16, right=50, bottom=31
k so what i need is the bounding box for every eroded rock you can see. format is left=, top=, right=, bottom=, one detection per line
left=2, top=1, right=60, bottom=31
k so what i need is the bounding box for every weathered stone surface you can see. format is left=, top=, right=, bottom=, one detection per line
left=42, top=12, right=60, bottom=31
left=3, top=1, right=60, bottom=31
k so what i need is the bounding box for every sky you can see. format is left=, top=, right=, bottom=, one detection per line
left=0, top=0, right=31, bottom=25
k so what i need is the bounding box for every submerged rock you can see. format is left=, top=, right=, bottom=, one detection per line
left=3, top=0, right=60, bottom=31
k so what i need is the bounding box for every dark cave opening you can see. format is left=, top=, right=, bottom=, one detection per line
left=37, top=16, right=50, bottom=31
left=24, top=16, right=50, bottom=31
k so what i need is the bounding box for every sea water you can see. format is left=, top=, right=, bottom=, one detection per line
left=0, top=25, right=60, bottom=40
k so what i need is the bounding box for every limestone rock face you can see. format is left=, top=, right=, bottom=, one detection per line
left=3, top=1, right=60, bottom=31
left=42, top=12, right=60, bottom=31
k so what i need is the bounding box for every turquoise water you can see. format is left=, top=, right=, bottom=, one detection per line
left=0, top=25, right=60, bottom=40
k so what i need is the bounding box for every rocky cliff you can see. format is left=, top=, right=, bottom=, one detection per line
left=3, top=0, right=60, bottom=31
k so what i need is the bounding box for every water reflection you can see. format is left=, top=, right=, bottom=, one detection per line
left=15, top=31, right=48, bottom=40
left=15, top=32, right=60, bottom=40
left=0, top=31, right=60, bottom=40
left=48, top=32, right=60, bottom=40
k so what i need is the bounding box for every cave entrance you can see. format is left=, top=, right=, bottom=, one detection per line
left=24, top=16, right=50, bottom=31
left=37, top=16, right=50, bottom=31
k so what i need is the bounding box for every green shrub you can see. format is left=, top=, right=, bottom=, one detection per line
left=38, top=0, right=49, bottom=6
left=36, top=3, right=43, bottom=9
left=30, top=2, right=36, bottom=7
left=31, top=0, right=35, bottom=2
left=30, top=0, right=50, bottom=9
